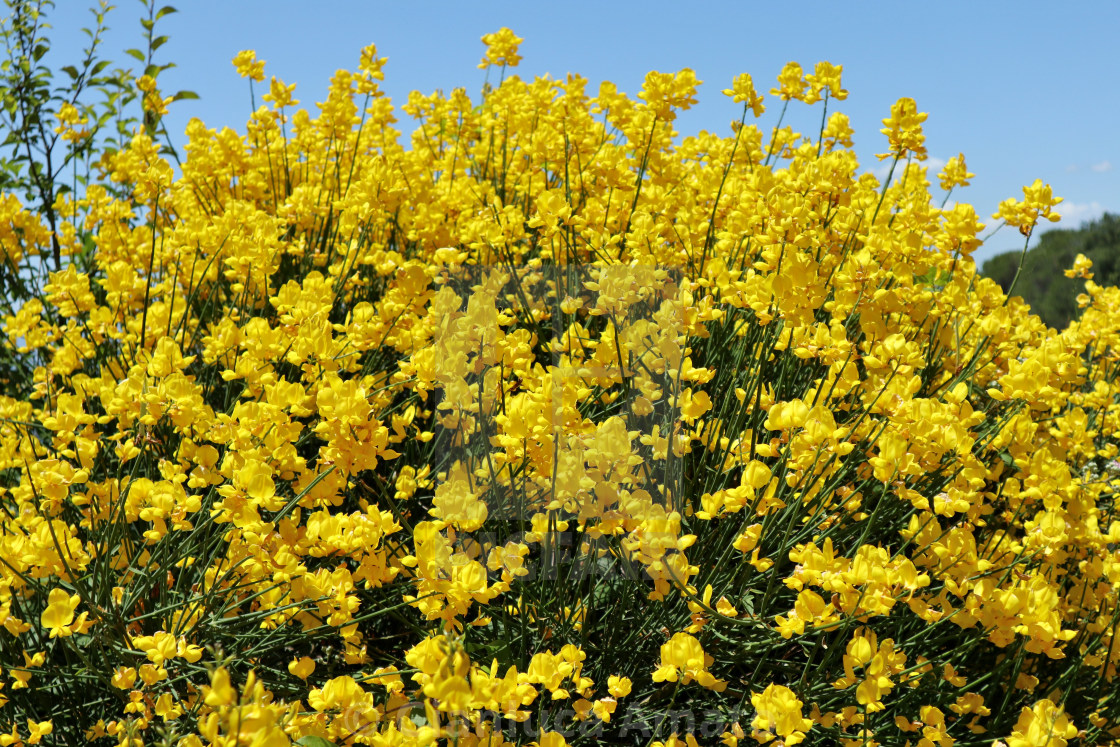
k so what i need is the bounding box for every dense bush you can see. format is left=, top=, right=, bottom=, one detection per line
left=1, top=14, right=1119, bottom=747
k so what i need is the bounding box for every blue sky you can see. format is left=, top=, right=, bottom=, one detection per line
left=49, top=0, right=1118, bottom=265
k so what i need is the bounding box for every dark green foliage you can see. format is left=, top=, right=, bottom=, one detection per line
left=981, top=213, right=1120, bottom=328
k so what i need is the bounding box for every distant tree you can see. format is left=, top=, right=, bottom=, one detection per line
left=981, top=212, right=1120, bottom=328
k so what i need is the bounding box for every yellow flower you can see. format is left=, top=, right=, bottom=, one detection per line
left=203, top=666, right=237, bottom=707
left=11, top=652, right=45, bottom=690
left=733, top=523, right=763, bottom=553
left=823, top=111, right=854, bottom=148
left=357, top=43, right=387, bottom=81
left=652, top=632, right=727, bottom=691
left=479, top=27, right=523, bottom=69
left=176, top=638, right=204, bottom=663
left=878, top=96, right=928, bottom=160
left=1007, top=699, right=1077, bottom=747
left=992, top=180, right=1063, bottom=235
left=308, top=675, right=373, bottom=712
left=1064, top=253, right=1093, bottom=279
left=262, top=77, right=298, bottom=108
left=288, top=656, right=316, bottom=679
left=111, top=667, right=137, bottom=690
left=677, top=388, right=712, bottom=423
left=639, top=68, right=702, bottom=121
left=40, top=588, right=81, bottom=638
left=592, top=696, right=617, bottom=722
left=938, top=203, right=986, bottom=256
left=53, top=102, right=90, bottom=142
left=136, top=74, right=171, bottom=117
left=527, top=650, right=575, bottom=697
left=131, top=631, right=179, bottom=666
left=938, top=153, right=975, bottom=190
left=153, top=692, right=183, bottom=720
left=775, top=588, right=837, bottom=638
left=770, top=62, right=807, bottom=102
left=942, top=662, right=967, bottom=687
left=751, top=684, right=813, bottom=745
left=608, top=675, right=632, bottom=697
left=765, top=399, right=809, bottom=431
left=429, top=462, right=489, bottom=530
left=369, top=665, right=404, bottom=694
left=26, top=719, right=52, bottom=745
left=232, top=50, right=266, bottom=81
left=806, top=61, right=847, bottom=102
left=722, top=73, right=765, bottom=117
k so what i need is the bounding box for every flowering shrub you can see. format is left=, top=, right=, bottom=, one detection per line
left=1, top=23, right=1118, bottom=747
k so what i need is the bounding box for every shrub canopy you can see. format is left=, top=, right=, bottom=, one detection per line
left=1, top=24, right=1119, bottom=747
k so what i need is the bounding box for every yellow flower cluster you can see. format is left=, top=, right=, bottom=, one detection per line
left=0, top=28, right=1117, bottom=747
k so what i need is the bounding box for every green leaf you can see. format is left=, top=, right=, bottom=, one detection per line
left=125, top=48, right=145, bottom=63
left=151, top=34, right=168, bottom=51
left=60, top=65, right=80, bottom=80
left=155, top=5, right=178, bottom=20
left=170, top=89, right=198, bottom=101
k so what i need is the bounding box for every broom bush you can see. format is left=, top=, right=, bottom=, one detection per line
left=1, top=9, right=1118, bottom=746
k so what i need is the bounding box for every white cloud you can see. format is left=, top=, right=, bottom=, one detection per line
left=1066, top=163, right=1080, bottom=173
left=924, top=156, right=948, bottom=175
left=1090, top=160, right=1113, bottom=173
left=869, top=160, right=893, bottom=180
left=1056, top=200, right=1109, bottom=227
